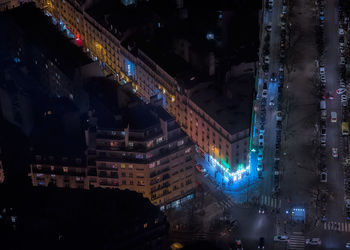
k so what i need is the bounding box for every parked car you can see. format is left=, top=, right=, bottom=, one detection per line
left=320, top=172, right=327, bottom=183
left=306, top=238, right=321, bottom=245
left=259, top=134, right=264, bottom=146
left=265, top=24, right=272, bottom=32
left=258, top=237, right=265, bottom=249
left=262, top=89, right=268, bottom=98
left=331, top=112, right=337, bottom=122
left=264, top=56, right=270, bottom=64
left=340, top=56, right=345, bottom=65
left=320, top=66, right=325, bottom=75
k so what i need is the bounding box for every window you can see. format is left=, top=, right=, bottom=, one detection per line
left=129, top=173, right=133, bottom=178
left=130, top=180, right=133, bottom=185
left=128, top=164, right=133, bottom=169
left=144, top=223, right=148, bottom=228
left=177, top=140, right=184, bottom=146
left=63, top=167, right=68, bottom=173
left=50, top=166, right=55, bottom=171
left=122, top=180, right=126, bottom=185
left=122, top=172, right=126, bottom=177
left=136, top=154, right=143, bottom=159
left=150, top=162, right=155, bottom=168
left=121, top=164, right=126, bottom=169
left=128, top=142, right=134, bottom=147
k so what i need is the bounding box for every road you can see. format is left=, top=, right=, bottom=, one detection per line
left=320, top=0, right=349, bottom=248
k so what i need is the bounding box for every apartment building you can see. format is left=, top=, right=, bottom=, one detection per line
left=86, top=87, right=196, bottom=206
left=30, top=0, right=254, bottom=178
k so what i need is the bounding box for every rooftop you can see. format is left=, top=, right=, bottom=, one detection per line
left=190, top=73, right=254, bottom=135
left=30, top=97, right=86, bottom=158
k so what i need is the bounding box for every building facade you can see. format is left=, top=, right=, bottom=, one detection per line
left=30, top=0, right=251, bottom=178
left=86, top=104, right=196, bottom=206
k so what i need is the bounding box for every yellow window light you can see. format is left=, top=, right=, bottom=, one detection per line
left=171, top=96, right=175, bottom=102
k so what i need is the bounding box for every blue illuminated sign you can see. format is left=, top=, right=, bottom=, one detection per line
left=125, top=58, right=135, bottom=77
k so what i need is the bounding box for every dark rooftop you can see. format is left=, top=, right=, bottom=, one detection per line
left=30, top=97, right=86, bottom=157
left=190, top=73, right=254, bottom=135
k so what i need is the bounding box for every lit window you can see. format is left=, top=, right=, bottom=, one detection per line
left=50, top=166, right=55, bottom=171
left=128, top=164, right=133, bottom=169
left=144, top=223, right=148, bottom=228
left=121, top=164, right=126, bottom=169
left=63, top=167, right=68, bottom=173
left=136, top=154, right=143, bottom=159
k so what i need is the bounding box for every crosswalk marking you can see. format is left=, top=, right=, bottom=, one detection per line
left=323, top=221, right=350, bottom=233
left=288, top=232, right=305, bottom=250
left=260, top=195, right=282, bottom=209
left=218, top=199, right=235, bottom=209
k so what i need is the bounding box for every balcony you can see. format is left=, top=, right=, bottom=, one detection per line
left=151, top=182, right=170, bottom=193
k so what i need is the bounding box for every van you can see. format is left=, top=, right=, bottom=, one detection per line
left=331, top=112, right=337, bottom=123
left=320, top=100, right=326, bottom=110
left=321, top=110, right=327, bottom=120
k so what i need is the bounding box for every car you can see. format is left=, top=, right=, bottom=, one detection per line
left=320, top=135, right=326, bottom=146
left=340, top=57, right=345, bottom=64
left=282, top=5, right=287, bottom=14
left=264, top=56, right=270, bottom=64
left=259, top=206, right=265, bottom=214
left=336, top=88, right=346, bottom=95
left=320, top=172, right=327, bottom=183
left=258, top=237, right=265, bottom=249
left=274, top=235, right=289, bottom=242
left=327, top=92, right=334, bottom=100
left=258, top=151, right=263, bottom=161
left=279, top=64, right=284, bottom=72
left=306, top=238, right=321, bottom=245
left=346, top=242, right=350, bottom=249
left=320, top=74, right=326, bottom=83
left=262, top=89, right=268, bottom=98
left=331, top=112, right=337, bottom=122
left=259, top=134, right=264, bottom=145
left=265, top=24, right=272, bottom=32
left=341, top=94, right=347, bottom=102
left=276, top=111, right=282, bottom=121
left=320, top=66, right=325, bottom=75
left=257, top=163, right=263, bottom=172
left=234, top=239, right=243, bottom=250
left=321, top=127, right=326, bottom=136
left=332, top=148, right=338, bottom=158
left=339, top=28, right=345, bottom=35
left=269, top=96, right=275, bottom=106
left=270, top=73, right=278, bottom=82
